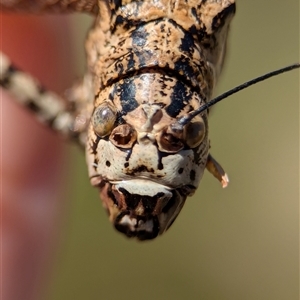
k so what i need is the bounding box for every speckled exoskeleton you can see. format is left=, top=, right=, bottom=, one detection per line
left=1, top=0, right=235, bottom=240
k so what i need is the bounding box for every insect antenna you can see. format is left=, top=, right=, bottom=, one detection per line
left=177, top=63, right=300, bottom=127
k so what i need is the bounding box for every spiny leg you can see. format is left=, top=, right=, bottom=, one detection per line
left=0, top=52, right=87, bottom=147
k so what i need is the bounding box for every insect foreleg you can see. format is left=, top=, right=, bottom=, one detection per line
left=0, top=52, right=86, bottom=146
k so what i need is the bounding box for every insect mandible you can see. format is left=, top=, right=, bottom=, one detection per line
left=1, top=0, right=299, bottom=240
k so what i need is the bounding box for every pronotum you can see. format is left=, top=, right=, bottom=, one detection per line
left=1, top=0, right=299, bottom=240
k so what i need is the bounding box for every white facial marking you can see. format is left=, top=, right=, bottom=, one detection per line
left=119, top=215, right=154, bottom=233
left=119, top=215, right=137, bottom=231
left=138, top=219, right=153, bottom=232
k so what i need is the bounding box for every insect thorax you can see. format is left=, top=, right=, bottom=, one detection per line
left=85, top=0, right=235, bottom=240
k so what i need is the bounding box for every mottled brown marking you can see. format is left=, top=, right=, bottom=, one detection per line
left=1, top=0, right=236, bottom=240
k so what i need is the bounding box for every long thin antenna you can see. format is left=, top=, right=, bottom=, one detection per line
left=177, top=63, right=300, bottom=126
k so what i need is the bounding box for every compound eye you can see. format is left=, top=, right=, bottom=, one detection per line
left=184, top=116, right=206, bottom=148
left=92, top=102, right=117, bottom=137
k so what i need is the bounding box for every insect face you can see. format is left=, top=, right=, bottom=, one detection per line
left=81, top=0, right=235, bottom=239
left=87, top=74, right=210, bottom=239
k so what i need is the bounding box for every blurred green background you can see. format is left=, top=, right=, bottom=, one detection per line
left=47, top=1, right=299, bottom=299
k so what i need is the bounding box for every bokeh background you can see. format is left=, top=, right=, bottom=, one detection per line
left=4, top=0, right=300, bottom=299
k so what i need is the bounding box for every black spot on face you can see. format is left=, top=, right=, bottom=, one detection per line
left=178, top=168, right=184, bottom=174
left=106, top=161, right=111, bottom=167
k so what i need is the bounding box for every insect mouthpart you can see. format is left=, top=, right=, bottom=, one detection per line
left=94, top=178, right=189, bottom=240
